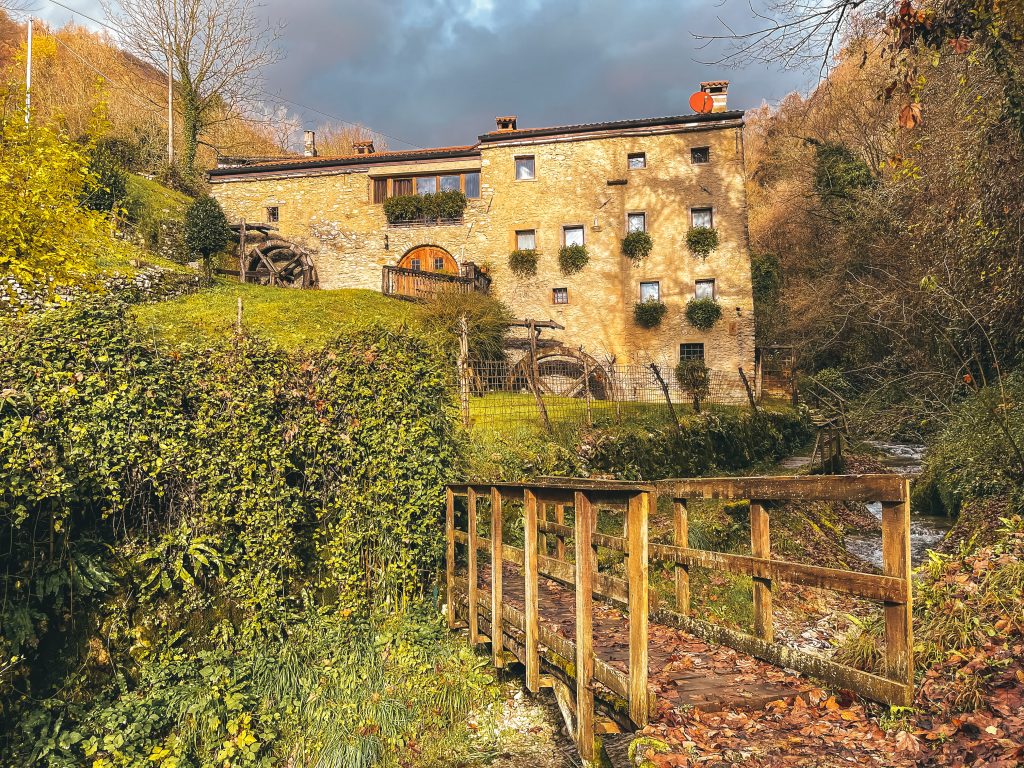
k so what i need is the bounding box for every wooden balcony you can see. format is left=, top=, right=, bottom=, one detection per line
left=382, top=264, right=490, bottom=301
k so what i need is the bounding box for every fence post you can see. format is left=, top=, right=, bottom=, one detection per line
left=538, top=501, right=548, bottom=558
left=467, top=487, right=479, bottom=644
left=673, top=499, right=690, bottom=616
left=574, top=491, right=596, bottom=763
left=648, top=363, right=682, bottom=433
left=750, top=501, right=773, bottom=642
left=490, top=487, right=504, bottom=668
left=554, top=503, right=566, bottom=561
left=738, top=366, right=759, bottom=413
left=583, top=355, right=593, bottom=427
left=523, top=488, right=541, bottom=692
left=527, top=321, right=552, bottom=432
left=446, top=487, right=457, bottom=629
left=627, top=491, right=650, bottom=726
left=882, top=485, right=914, bottom=701
left=458, top=315, right=471, bottom=428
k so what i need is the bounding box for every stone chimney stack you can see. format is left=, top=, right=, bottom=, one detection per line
left=303, top=130, right=317, bottom=157
left=495, top=115, right=518, bottom=131
left=700, top=81, right=729, bottom=113
left=353, top=140, right=376, bottom=155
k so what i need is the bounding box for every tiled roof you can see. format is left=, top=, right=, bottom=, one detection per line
left=477, top=110, right=744, bottom=143
left=209, top=145, right=480, bottom=177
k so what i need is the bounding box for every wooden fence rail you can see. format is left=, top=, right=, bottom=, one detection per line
left=445, top=475, right=913, bottom=764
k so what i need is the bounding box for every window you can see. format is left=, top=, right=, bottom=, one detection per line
left=627, top=212, right=646, bottom=233
left=376, top=172, right=480, bottom=202
left=691, top=146, right=710, bottom=164
left=372, top=178, right=388, bottom=204
left=679, top=343, right=705, bottom=361
left=695, top=278, right=715, bottom=298
left=691, top=207, right=713, bottom=228
left=433, top=256, right=446, bottom=271
left=515, top=155, right=535, bottom=180
left=553, top=287, right=569, bottom=305
left=464, top=172, right=481, bottom=198
left=440, top=175, right=461, bottom=192
left=640, top=281, right=660, bottom=301
left=628, top=152, right=646, bottom=169
left=410, top=258, right=422, bottom=272
left=516, top=229, right=536, bottom=250
left=563, top=225, right=585, bottom=246
left=416, top=176, right=437, bottom=195
left=266, top=206, right=279, bottom=223
left=393, top=178, right=413, bottom=196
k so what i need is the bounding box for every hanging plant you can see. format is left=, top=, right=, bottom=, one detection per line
left=558, top=244, right=589, bottom=275
left=686, top=226, right=719, bottom=260
left=633, top=299, right=667, bottom=328
left=508, top=249, right=539, bottom=278
left=685, top=297, right=722, bottom=330
left=622, top=230, right=654, bottom=263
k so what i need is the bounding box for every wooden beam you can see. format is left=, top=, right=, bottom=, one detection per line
left=555, top=503, right=566, bottom=561
left=750, top=501, right=773, bottom=642
left=674, top=500, right=690, bottom=616
left=523, top=489, right=541, bottom=692
left=467, top=488, right=479, bottom=644
left=627, top=491, right=650, bottom=727
left=491, top=487, right=504, bottom=668
left=657, top=474, right=907, bottom=503
left=446, top=488, right=456, bottom=629
left=574, top=491, right=596, bottom=764
left=882, top=488, right=914, bottom=689
left=647, top=543, right=907, bottom=602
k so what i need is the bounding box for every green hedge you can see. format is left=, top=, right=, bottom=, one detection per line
left=383, top=190, right=467, bottom=223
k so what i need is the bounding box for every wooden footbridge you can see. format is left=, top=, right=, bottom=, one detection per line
left=445, top=475, right=914, bottom=764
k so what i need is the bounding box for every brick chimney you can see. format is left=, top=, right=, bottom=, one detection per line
left=700, top=81, right=729, bottom=113
left=303, top=130, right=317, bottom=157
left=353, top=140, right=376, bottom=155
left=495, top=115, right=518, bottom=131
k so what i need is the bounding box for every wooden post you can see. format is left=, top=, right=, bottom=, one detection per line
left=750, top=501, right=773, bottom=642
left=648, top=363, right=682, bottom=433
left=555, top=503, right=566, bottom=561
left=574, top=491, right=596, bottom=764
left=627, top=491, right=650, bottom=726
left=527, top=321, right=553, bottom=432
left=583, top=353, right=593, bottom=427
left=467, top=488, right=479, bottom=644
left=738, top=366, right=759, bottom=413
left=238, top=219, right=247, bottom=283
left=673, top=500, right=690, bottom=616
left=882, top=487, right=914, bottom=697
left=490, top=487, right=504, bottom=668
left=458, top=315, right=471, bottom=428
left=446, top=488, right=457, bottom=629
left=538, top=502, right=548, bottom=558
left=523, top=489, right=541, bottom=692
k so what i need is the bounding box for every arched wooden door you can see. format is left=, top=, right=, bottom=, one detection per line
left=398, top=245, right=458, bottom=275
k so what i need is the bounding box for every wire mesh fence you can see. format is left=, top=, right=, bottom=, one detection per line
left=463, top=355, right=754, bottom=429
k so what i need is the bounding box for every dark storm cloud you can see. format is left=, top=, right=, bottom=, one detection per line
left=37, top=0, right=812, bottom=149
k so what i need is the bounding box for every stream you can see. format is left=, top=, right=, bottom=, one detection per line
left=844, top=442, right=954, bottom=568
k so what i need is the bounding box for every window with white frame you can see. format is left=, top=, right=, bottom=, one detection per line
left=691, top=207, right=713, bottom=228
left=563, top=225, right=585, bottom=246
left=695, top=278, right=715, bottom=298
left=515, top=156, right=536, bottom=180
left=516, top=229, right=536, bottom=250
left=640, top=281, right=660, bottom=301
left=627, top=212, right=646, bottom=232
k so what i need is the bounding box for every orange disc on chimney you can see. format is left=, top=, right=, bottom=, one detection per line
left=689, top=91, right=714, bottom=114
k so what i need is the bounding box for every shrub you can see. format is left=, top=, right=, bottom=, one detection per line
left=558, top=244, right=589, bottom=275
left=383, top=191, right=467, bottom=223
left=685, top=296, right=722, bottom=330
left=184, top=195, right=231, bottom=272
left=509, top=248, right=539, bottom=277
left=429, top=189, right=468, bottom=220
left=622, top=230, right=654, bottom=263
left=81, top=146, right=128, bottom=213
left=633, top=298, right=667, bottom=328
left=420, top=288, right=513, bottom=363
left=676, top=358, right=711, bottom=412
left=686, top=226, right=719, bottom=259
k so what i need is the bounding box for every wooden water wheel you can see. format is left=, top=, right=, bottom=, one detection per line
left=507, top=344, right=615, bottom=400
left=231, top=223, right=318, bottom=288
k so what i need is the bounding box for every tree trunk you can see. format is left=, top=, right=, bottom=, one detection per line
left=178, top=80, right=202, bottom=175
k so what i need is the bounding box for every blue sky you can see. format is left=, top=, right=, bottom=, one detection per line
left=34, top=0, right=814, bottom=150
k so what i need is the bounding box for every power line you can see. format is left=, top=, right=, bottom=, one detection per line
left=43, top=0, right=423, bottom=150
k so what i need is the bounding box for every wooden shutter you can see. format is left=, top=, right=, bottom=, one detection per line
left=372, top=178, right=388, bottom=204
left=393, top=178, right=413, bottom=196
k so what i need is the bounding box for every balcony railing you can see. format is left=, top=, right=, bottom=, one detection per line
left=382, top=264, right=490, bottom=301
left=386, top=216, right=464, bottom=229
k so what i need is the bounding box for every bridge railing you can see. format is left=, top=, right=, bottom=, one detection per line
left=445, top=474, right=913, bottom=762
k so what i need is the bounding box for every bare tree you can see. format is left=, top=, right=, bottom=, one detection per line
left=101, top=0, right=281, bottom=173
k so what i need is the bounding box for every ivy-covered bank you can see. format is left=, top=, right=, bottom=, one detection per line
left=0, top=300, right=497, bottom=767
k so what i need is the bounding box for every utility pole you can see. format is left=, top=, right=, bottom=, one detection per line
left=24, top=17, right=32, bottom=123
left=166, top=45, right=174, bottom=164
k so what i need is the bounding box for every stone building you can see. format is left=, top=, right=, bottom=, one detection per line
left=209, top=81, right=756, bottom=388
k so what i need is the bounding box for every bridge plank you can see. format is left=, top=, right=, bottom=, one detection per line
left=657, top=474, right=906, bottom=502
left=524, top=489, right=540, bottom=692
left=574, top=491, right=596, bottom=763
left=627, top=492, right=650, bottom=727
left=490, top=487, right=504, bottom=668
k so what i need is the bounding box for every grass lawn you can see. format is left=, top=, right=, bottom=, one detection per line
left=134, top=282, right=422, bottom=350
